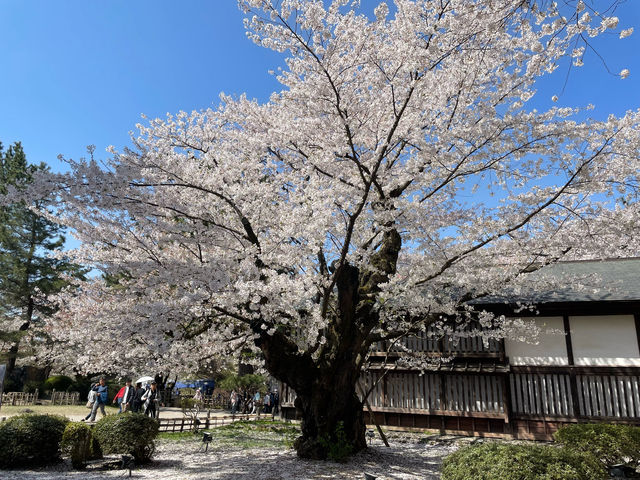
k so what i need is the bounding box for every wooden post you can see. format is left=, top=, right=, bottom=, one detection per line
left=498, top=337, right=506, bottom=364
left=502, top=373, right=513, bottom=432
left=634, top=313, right=640, bottom=355
left=563, top=314, right=581, bottom=417
left=382, top=373, right=388, bottom=408
left=357, top=382, right=390, bottom=447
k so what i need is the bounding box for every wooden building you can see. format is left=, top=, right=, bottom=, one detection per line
left=281, top=258, right=640, bottom=439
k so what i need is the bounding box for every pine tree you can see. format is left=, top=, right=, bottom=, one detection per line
left=0, top=142, right=85, bottom=375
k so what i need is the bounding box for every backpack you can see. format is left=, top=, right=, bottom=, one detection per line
left=86, top=390, right=97, bottom=408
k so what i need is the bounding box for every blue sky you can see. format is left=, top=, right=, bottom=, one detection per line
left=0, top=1, right=282, bottom=172
left=0, top=0, right=638, bottom=174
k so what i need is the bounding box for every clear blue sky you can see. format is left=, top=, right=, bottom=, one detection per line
left=0, top=0, right=638, bottom=174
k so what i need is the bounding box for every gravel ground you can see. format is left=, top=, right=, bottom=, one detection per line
left=1, top=433, right=462, bottom=480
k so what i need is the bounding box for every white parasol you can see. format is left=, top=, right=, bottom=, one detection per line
left=136, top=376, right=154, bottom=384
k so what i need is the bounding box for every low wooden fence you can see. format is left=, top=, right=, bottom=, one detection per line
left=50, top=390, right=80, bottom=406
left=281, top=365, right=640, bottom=439
left=171, top=391, right=229, bottom=409
left=201, top=392, right=228, bottom=409
left=158, top=413, right=271, bottom=433
left=361, top=370, right=506, bottom=415
left=510, top=366, right=640, bottom=420
left=1, top=390, right=39, bottom=406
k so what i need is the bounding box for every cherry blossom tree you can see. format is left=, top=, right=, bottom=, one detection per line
left=4, top=0, right=640, bottom=458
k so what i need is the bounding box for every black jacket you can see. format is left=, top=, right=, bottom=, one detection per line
left=122, top=385, right=135, bottom=404
left=134, top=387, right=146, bottom=404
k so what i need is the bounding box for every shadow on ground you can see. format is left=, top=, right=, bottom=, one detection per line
left=1, top=437, right=456, bottom=479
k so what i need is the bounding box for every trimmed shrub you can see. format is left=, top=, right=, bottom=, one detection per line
left=554, top=423, right=640, bottom=467
left=93, top=413, right=159, bottom=463
left=22, top=379, right=43, bottom=393
left=61, top=422, right=92, bottom=469
left=0, top=414, right=69, bottom=467
left=43, top=375, right=74, bottom=392
left=440, top=442, right=604, bottom=480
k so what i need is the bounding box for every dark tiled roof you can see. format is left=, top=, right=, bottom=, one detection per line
left=478, top=258, right=640, bottom=304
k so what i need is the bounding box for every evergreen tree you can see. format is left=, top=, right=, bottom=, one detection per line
left=0, top=142, right=85, bottom=375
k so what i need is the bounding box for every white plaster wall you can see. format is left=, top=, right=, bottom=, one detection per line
left=570, top=315, right=640, bottom=366
left=504, top=317, right=568, bottom=365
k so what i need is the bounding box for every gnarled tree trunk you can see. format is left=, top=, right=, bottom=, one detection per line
left=293, top=374, right=366, bottom=459
left=255, top=263, right=374, bottom=459
left=255, top=231, right=401, bottom=459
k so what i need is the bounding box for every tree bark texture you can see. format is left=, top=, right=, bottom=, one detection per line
left=255, top=264, right=376, bottom=459
left=254, top=230, right=401, bottom=459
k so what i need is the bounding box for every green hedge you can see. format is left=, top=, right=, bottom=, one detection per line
left=440, top=442, right=603, bottom=480
left=93, top=413, right=159, bottom=463
left=554, top=423, right=640, bottom=467
left=0, top=414, right=69, bottom=467
left=61, top=422, right=93, bottom=469
left=43, top=375, right=74, bottom=392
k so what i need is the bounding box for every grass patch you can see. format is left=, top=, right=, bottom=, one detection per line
left=158, top=431, right=195, bottom=441
left=0, top=404, right=119, bottom=418
left=158, top=420, right=300, bottom=450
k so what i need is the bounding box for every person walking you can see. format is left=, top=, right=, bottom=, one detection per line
left=230, top=390, right=238, bottom=414
left=263, top=391, right=271, bottom=414
left=113, top=386, right=126, bottom=413
left=83, top=377, right=108, bottom=422
left=119, top=379, right=135, bottom=413
left=251, top=390, right=261, bottom=414
left=193, top=388, right=203, bottom=405
left=193, top=388, right=203, bottom=415
left=132, top=382, right=145, bottom=413
left=272, top=389, right=279, bottom=416
left=142, top=381, right=161, bottom=418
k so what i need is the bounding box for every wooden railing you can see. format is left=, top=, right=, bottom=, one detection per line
left=510, top=372, right=574, bottom=417
left=282, top=366, right=640, bottom=425
left=510, top=367, right=640, bottom=420
left=370, top=324, right=502, bottom=356
left=1, top=390, right=39, bottom=406
left=360, top=371, right=505, bottom=416
left=200, top=392, right=228, bottom=409
left=50, top=390, right=80, bottom=406
left=158, top=413, right=275, bottom=432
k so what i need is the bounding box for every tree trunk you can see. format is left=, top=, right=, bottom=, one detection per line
left=256, top=263, right=373, bottom=459
left=293, top=369, right=367, bottom=460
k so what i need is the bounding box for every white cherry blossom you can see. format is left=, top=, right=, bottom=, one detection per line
left=2, top=0, right=639, bottom=459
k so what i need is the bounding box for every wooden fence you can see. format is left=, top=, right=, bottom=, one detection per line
left=158, top=413, right=273, bottom=433
left=510, top=367, right=640, bottom=420
left=201, top=392, right=228, bottom=409
left=361, top=371, right=505, bottom=416
left=50, top=390, right=80, bottom=406
left=281, top=365, right=640, bottom=438
left=371, top=323, right=502, bottom=357
left=1, top=390, right=39, bottom=406
left=171, top=391, right=229, bottom=409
